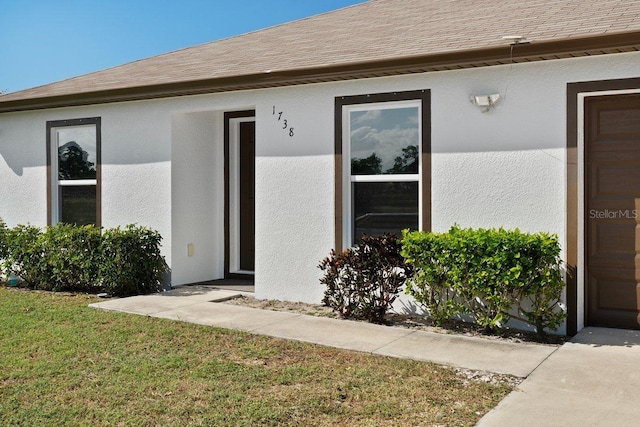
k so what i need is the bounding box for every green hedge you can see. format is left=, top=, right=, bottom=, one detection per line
left=100, top=225, right=166, bottom=297
left=401, top=226, right=566, bottom=336
left=3, top=224, right=44, bottom=287
left=1, top=221, right=166, bottom=297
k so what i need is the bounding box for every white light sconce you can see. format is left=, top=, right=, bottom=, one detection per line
left=467, top=35, right=528, bottom=114
left=470, top=94, right=501, bottom=113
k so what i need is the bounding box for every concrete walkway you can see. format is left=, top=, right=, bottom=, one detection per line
left=89, top=287, right=640, bottom=426
left=477, top=327, right=640, bottom=426
left=89, top=286, right=556, bottom=377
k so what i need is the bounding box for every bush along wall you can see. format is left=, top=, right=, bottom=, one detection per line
left=0, top=220, right=166, bottom=297
left=401, top=226, right=566, bottom=337
left=319, top=234, right=413, bottom=324
left=100, top=225, right=166, bottom=297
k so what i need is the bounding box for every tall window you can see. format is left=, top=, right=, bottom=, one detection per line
left=47, top=117, right=101, bottom=226
left=335, top=90, right=430, bottom=248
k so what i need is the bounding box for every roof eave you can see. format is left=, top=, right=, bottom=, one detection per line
left=1, top=30, right=639, bottom=114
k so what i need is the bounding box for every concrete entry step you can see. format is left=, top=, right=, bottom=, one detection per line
left=184, top=279, right=255, bottom=293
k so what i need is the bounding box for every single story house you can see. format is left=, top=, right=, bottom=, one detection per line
left=1, top=0, right=640, bottom=335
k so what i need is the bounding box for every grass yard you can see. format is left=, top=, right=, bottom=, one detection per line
left=0, top=288, right=512, bottom=426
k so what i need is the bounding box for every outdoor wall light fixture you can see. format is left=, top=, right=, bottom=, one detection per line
left=470, top=93, right=501, bottom=112
left=468, top=36, right=529, bottom=113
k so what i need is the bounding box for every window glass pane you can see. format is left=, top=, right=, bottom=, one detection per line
left=57, top=126, right=97, bottom=180
left=59, top=185, right=96, bottom=225
left=352, top=181, right=418, bottom=242
left=350, top=107, right=419, bottom=175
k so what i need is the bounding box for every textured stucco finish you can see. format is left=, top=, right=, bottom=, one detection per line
left=0, top=102, right=173, bottom=266
left=171, top=110, right=224, bottom=285
left=1, top=51, right=640, bottom=333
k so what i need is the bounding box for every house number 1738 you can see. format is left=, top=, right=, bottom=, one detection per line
left=273, top=105, right=294, bottom=137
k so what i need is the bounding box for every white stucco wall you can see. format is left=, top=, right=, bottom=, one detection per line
left=1, top=51, right=639, bottom=333
left=0, top=102, right=173, bottom=266
left=251, top=51, right=640, bottom=315
left=170, top=110, right=224, bottom=285
left=0, top=110, right=47, bottom=226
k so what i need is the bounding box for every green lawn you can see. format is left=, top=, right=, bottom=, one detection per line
left=0, top=288, right=512, bottom=426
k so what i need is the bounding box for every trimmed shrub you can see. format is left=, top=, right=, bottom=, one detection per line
left=319, top=234, right=412, bottom=324
left=402, top=226, right=566, bottom=336
left=399, top=230, right=465, bottom=325
left=99, top=225, right=166, bottom=297
left=5, top=224, right=102, bottom=291
left=4, top=224, right=44, bottom=288
left=40, top=224, right=102, bottom=292
left=509, top=232, right=567, bottom=335
left=1, top=219, right=166, bottom=297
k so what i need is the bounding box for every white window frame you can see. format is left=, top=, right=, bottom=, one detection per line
left=342, top=100, right=423, bottom=247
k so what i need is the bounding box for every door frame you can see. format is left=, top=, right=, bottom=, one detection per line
left=566, top=77, right=640, bottom=335
left=224, top=110, right=256, bottom=279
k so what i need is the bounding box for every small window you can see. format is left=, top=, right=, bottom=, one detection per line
left=336, top=91, right=430, bottom=248
left=47, top=118, right=101, bottom=226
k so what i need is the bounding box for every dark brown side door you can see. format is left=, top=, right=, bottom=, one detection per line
left=586, top=94, right=640, bottom=329
left=239, top=121, right=255, bottom=271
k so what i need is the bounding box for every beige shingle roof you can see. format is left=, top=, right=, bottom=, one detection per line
left=2, top=0, right=640, bottom=112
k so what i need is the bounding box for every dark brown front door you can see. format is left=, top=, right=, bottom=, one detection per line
left=239, top=121, right=255, bottom=271
left=586, top=94, right=640, bottom=329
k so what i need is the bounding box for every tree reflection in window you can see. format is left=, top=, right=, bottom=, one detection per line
left=351, top=153, right=382, bottom=175
left=58, top=141, right=96, bottom=180
left=351, top=144, right=418, bottom=175
left=389, top=145, right=418, bottom=174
